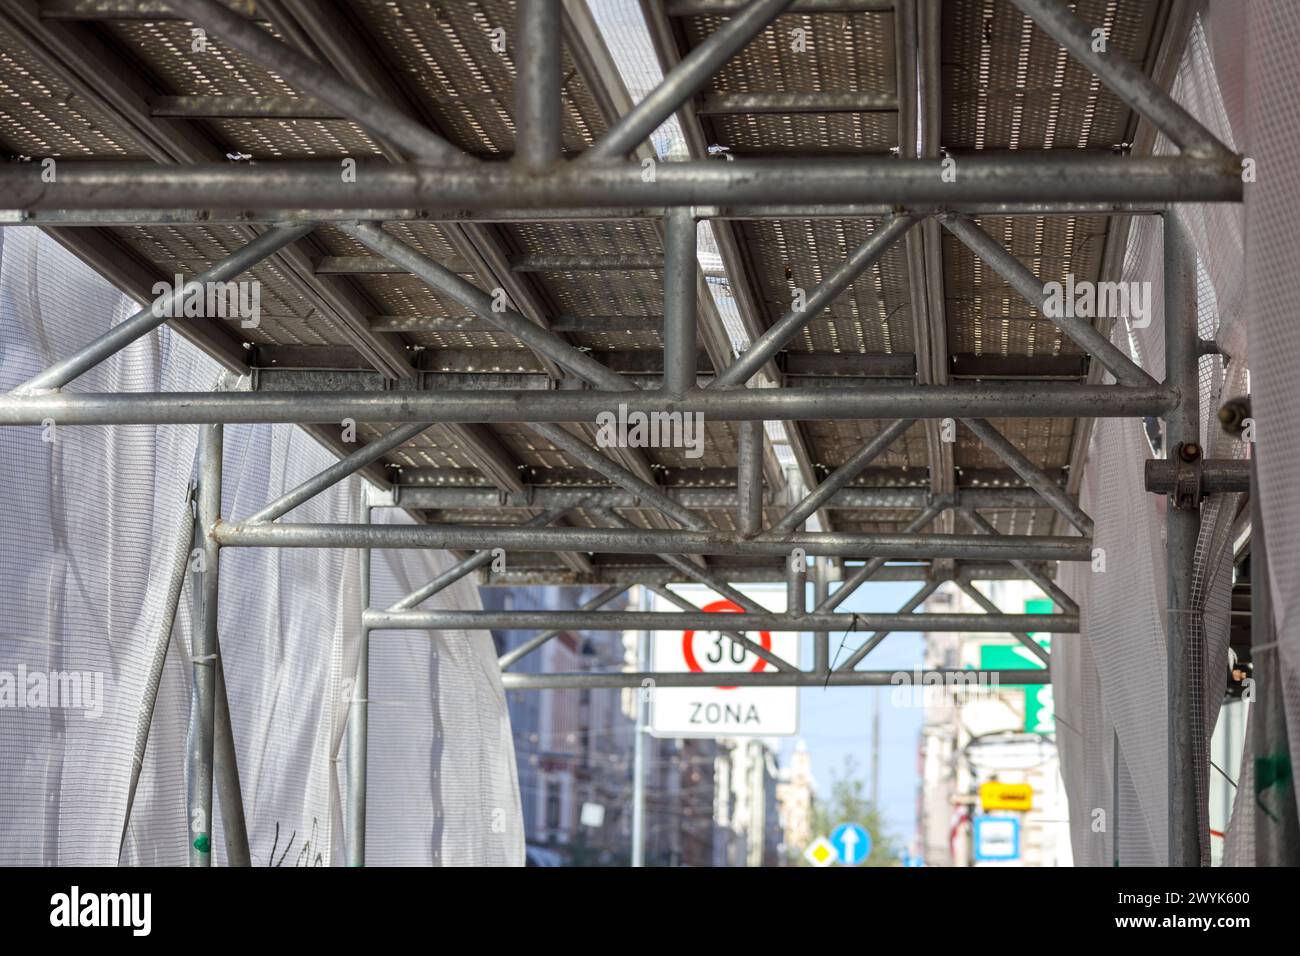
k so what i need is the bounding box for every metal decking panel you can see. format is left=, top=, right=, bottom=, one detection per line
left=0, top=0, right=1168, bottom=553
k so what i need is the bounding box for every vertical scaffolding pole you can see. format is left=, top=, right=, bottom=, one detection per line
left=213, top=635, right=250, bottom=866
left=187, top=423, right=222, bottom=866
left=736, top=421, right=764, bottom=536
left=787, top=556, right=806, bottom=620
left=514, top=0, right=562, bottom=170
left=663, top=207, right=698, bottom=397
left=347, top=500, right=372, bottom=867
left=1163, top=212, right=1202, bottom=866
left=812, top=557, right=830, bottom=676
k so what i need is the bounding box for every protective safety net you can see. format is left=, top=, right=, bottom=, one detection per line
left=0, top=228, right=524, bottom=865
left=1055, top=4, right=1300, bottom=866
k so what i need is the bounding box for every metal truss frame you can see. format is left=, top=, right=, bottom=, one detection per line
left=0, top=0, right=1239, bottom=868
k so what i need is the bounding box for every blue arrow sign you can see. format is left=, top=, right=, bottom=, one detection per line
left=830, top=822, right=871, bottom=866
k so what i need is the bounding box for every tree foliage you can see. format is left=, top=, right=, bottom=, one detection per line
left=804, top=754, right=900, bottom=866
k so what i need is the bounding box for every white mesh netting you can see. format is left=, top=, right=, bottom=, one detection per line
left=1052, top=8, right=1266, bottom=866
left=0, top=229, right=524, bottom=865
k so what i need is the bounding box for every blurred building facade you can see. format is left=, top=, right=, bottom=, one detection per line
left=916, top=580, right=1073, bottom=867
left=776, top=740, right=816, bottom=858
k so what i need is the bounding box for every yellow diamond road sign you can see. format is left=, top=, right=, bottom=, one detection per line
left=804, top=835, right=837, bottom=867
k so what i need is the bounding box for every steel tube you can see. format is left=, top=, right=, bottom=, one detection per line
left=813, top=558, right=830, bottom=674
left=391, top=484, right=1055, bottom=512
left=942, top=216, right=1159, bottom=388
left=485, top=561, right=1040, bottom=587
left=514, top=0, right=563, bottom=170
left=529, top=423, right=706, bottom=530
left=770, top=419, right=913, bottom=533
left=346, top=502, right=370, bottom=867
left=787, top=559, right=806, bottom=617
left=11, top=201, right=1172, bottom=226
left=1163, top=212, right=1203, bottom=867
left=582, top=0, right=791, bottom=162
left=599, top=510, right=764, bottom=613
left=497, top=584, right=629, bottom=669
left=1009, top=0, right=1231, bottom=158
left=838, top=578, right=944, bottom=671
left=696, top=91, right=897, bottom=114
left=663, top=207, right=698, bottom=396
left=0, top=384, right=1178, bottom=426
left=1143, top=458, right=1250, bottom=495
left=736, top=420, right=765, bottom=535
left=955, top=579, right=1051, bottom=667
left=186, top=423, right=222, bottom=867
left=817, top=499, right=948, bottom=611
left=366, top=608, right=1076, bottom=633
left=711, top=217, right=915, bottom=388
left=165, top=0, right=465, bottom=163
left=243, top=421, right=432, bottom=523
left=502, top=668, right=1052, bottom=689
left=12, top=224, right=312, bottom=393
left=1, top=156, right=1243, bottom=210
left=956, top=506, right=1079, bottom=614
left=119, top=497, right=195, bottom=862
left=217, top=521, right=1093, bottom=562
left=961, top=418, right=1094, bottom=535
left=390, top=507, right=573, bottom=611
left=339, top=221, right=628, bottom=391
left=212, top=634, right=250, bottom=866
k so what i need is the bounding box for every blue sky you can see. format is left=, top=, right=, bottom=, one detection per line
left=777, top=578, right=927, bottom=853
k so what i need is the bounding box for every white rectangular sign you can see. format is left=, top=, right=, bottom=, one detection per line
left=648, top=585, right=799, bottom=737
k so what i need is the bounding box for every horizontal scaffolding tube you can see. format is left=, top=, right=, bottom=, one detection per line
left=0, top=156, right=1243, bottom=211
left=1144, top=458, right=1250, bottom=495
left=390, top=486, right=1057, bottom=511
left=501, top=668, right=1052, bottom=689
left=215, top=522, right=1092, bottom=561
left=11, top=201, right=1171, bottom=226
left=482, top=562, right=1044, bottom=586
left=0, top=383, right=1178, bottom=426
left=365, top=609, right=1076, bottom=633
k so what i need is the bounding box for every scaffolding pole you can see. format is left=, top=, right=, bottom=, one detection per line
left=346, top=501, right=371, bottom=867
left=1163, top=212, right=1203, bottom=867
left=186, top=423, right=222, bottom=866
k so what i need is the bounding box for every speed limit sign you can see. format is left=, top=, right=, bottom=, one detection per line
left=649, top=586, right=799, bottom=737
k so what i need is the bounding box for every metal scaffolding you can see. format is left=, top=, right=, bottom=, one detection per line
left=0, top=0, right=1242, bottom=868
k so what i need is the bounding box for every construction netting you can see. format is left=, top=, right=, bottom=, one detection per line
left=0, top=228, right=524, bottom=865
left=1054, top=3, right=1299, bottom=866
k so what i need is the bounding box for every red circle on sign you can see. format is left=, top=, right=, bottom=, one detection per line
left=682, top=599, right=772, bottom=690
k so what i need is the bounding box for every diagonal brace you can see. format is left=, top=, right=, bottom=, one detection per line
left=709, top=215, right=916, bottom=388
left=14, top=224, right=312, bottom=393
left=837, top=578, right=945, bottom=671
left=961, top=418, right=1093, bottom=535
left=954, top=579, right=1052, bottom=667
left=1008, top=0, right=1233, bottom=159
left=941, top=215, right=1157, bottom=389
left=769, top=418, right=913, bottom=534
